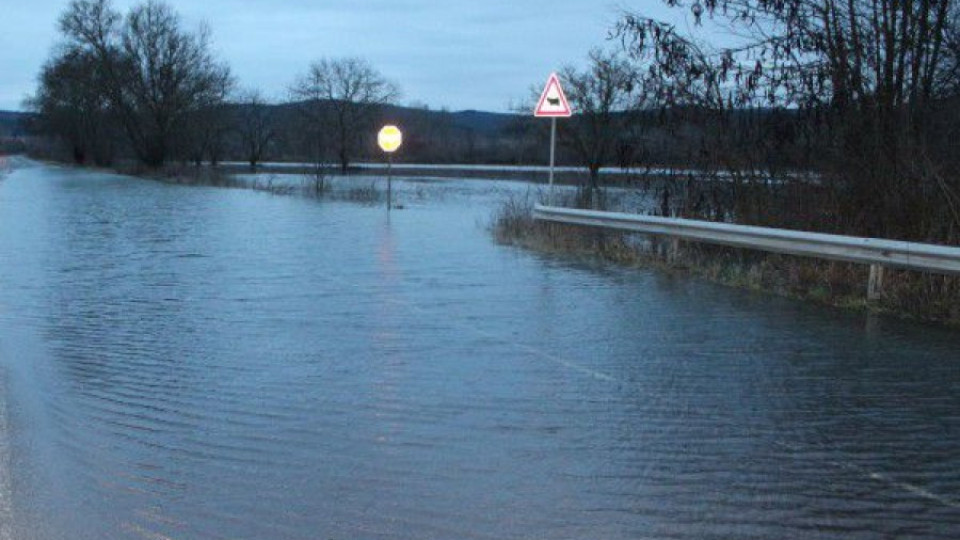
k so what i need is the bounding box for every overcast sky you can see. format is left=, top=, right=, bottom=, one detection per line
left=0, top=1, right=687, bottom=113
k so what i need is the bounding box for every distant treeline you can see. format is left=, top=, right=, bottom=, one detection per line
left=0, top=111, right=31, bottom=154
left=22, top=0, right=813, bottom=177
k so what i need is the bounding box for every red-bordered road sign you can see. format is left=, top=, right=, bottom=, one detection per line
left=534, top=73, right=572, bottom=117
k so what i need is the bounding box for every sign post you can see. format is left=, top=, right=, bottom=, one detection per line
left=377, top=125, right=403, bottom=210
left=534, top=73, right=572, bottom=205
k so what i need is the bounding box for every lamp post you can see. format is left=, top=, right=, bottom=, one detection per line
left=377, top=125, right=403, bottom=210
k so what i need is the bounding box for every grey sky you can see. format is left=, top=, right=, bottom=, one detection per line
left=0, top=1, right=685, bottom=113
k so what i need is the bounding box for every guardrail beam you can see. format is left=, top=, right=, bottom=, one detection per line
left=533, top=205, right=960, bottom=277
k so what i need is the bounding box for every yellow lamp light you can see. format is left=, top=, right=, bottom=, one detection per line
left=378, top=125, right=402, bottom=153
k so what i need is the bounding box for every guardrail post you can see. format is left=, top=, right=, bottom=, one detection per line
left=868, top=264, right=885, bottom=301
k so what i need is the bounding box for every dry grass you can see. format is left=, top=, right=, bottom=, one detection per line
left=492, top=192, right=960, bottom=327
left=492, top=190, right=643, bottom=263
left=339, top=182, right=383, bottom=204
left=127, top=164, right=390, bottom=204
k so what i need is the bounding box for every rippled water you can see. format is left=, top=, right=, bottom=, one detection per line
left=0, top=159, right=958, bottom=539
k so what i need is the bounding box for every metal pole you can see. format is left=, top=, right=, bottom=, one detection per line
left=548, top=117, right=557, bottom=206
left=387, top=153, right=393, bottom=211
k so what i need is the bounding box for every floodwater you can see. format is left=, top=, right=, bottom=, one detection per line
left=0, top=159, right=958, bottom=539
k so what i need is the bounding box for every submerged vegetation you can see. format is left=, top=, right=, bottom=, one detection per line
left=127, top=162, right=387, bottom=205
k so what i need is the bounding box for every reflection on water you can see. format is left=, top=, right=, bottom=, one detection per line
left=0, top=160, right=958, bottom=539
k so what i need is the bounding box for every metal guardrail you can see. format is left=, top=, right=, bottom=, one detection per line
left=533, top=205, right=960, bottom=276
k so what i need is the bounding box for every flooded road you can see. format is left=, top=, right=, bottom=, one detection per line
left=0, top=160, right=958, bottom=539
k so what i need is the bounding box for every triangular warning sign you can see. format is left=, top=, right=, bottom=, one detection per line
left=534, top=73, right=572, bottom=117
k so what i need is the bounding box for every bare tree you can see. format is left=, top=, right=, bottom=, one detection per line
left=56, top=0, right=233, bottom=167
left=181, top=103, right=232, bottom=166
left=234, top=90, right=276, bottom=170
left=618, top=1, right=959, bottom=112
left=616, top=0, right=960, bottom=240
left=559, top=49, right=645, bottom=191
left=290, top=57, right=400, bottom=173
left=288, top=74, right=332, bottom=191
left=29, top=47, right=117, bottom=165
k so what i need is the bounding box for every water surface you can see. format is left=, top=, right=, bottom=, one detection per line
left=0, top=160, right=958, bottom=539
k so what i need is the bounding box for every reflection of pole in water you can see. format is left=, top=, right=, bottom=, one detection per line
left=374, top=216, right=400, bottom=348
left=0, top=368, right=13, bottom=539
left=865, top=311, right=883, bottom=337
left=387, top=153, right=392, bottom=211
left=377, top=217, right=397, bottom=279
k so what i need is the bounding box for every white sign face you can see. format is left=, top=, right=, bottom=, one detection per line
left=378, top=125, right=402, bottom=153
left=534, top=73, right=572, bottom=117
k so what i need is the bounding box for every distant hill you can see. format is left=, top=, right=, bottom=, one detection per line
left=8, top=100, right=526, bottom=163
left=239, top=101, right=522, bottom=140
left=270, top=101, right=529, bottom=163
left=448, top=109, right=519, bottom=133
left=2, top=104, right=518, bottom=135
left=372, top=104, right=521, bottom=138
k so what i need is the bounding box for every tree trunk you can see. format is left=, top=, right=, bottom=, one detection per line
left=589, top=165, right=601, bottom=191
left=72, top=145, right=86, bottom=165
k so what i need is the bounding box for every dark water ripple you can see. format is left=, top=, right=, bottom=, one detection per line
left=0, top=161, right=958, bottom=539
